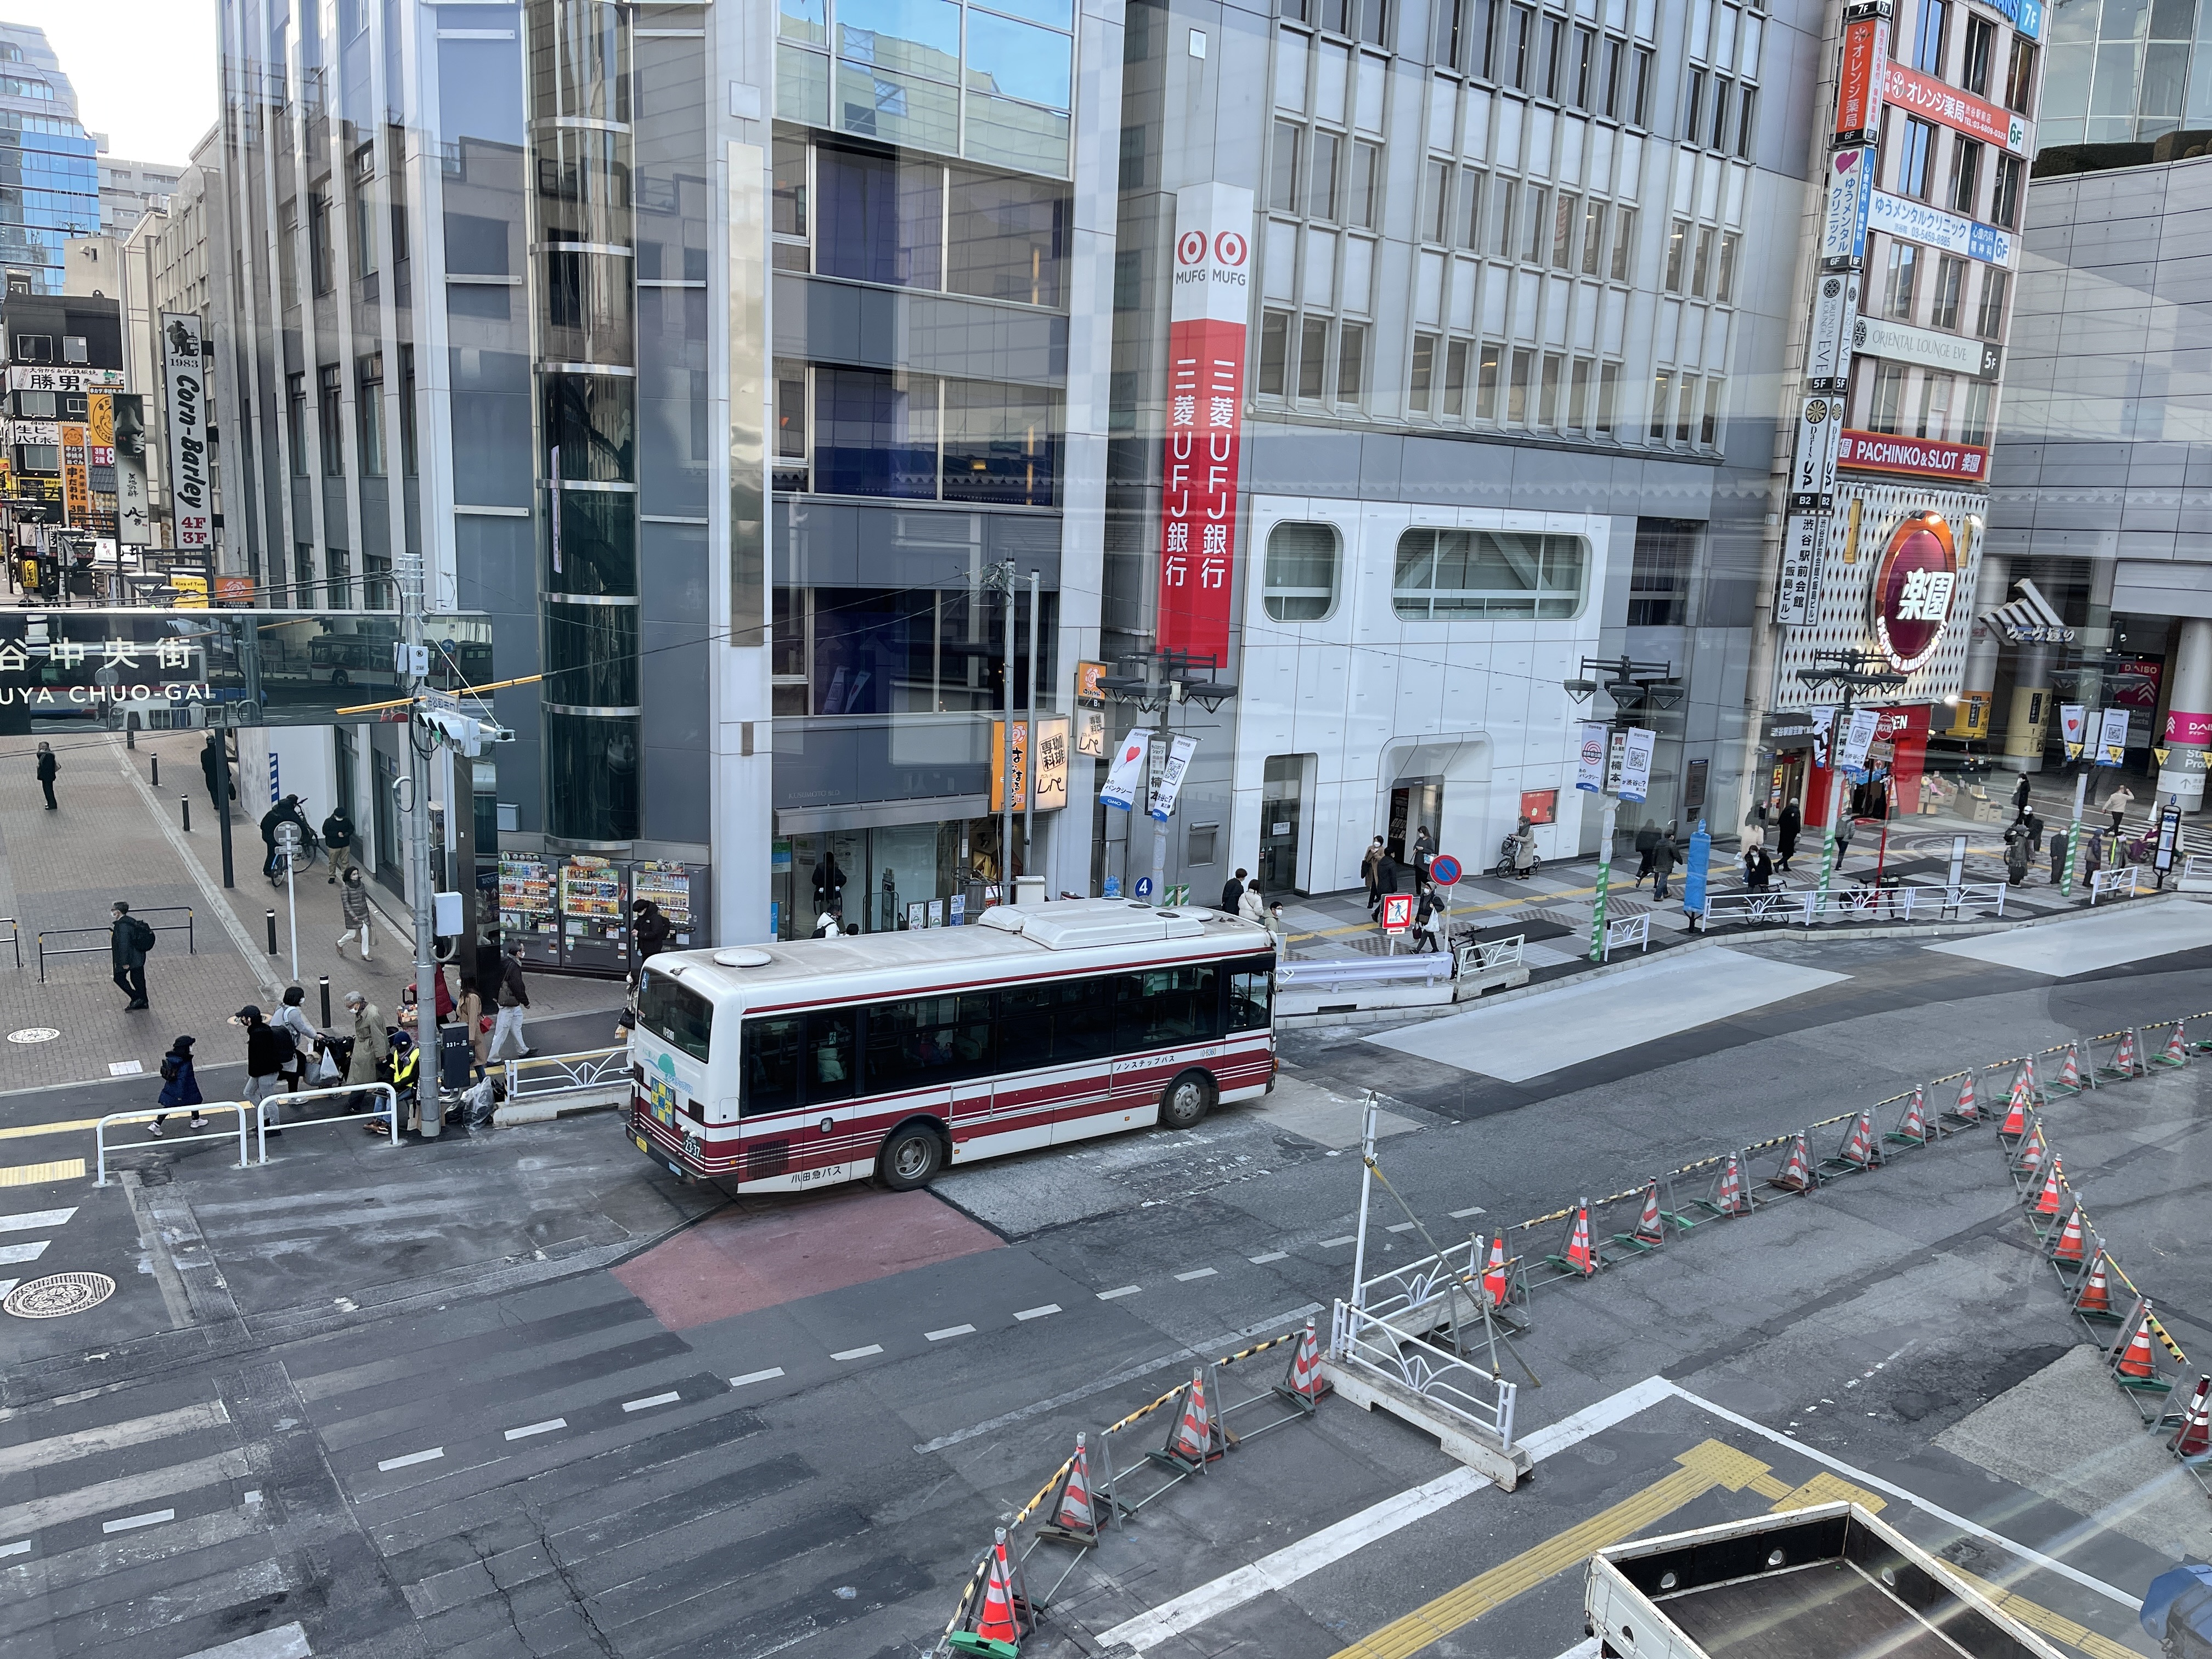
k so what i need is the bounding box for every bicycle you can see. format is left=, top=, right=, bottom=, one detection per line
left=1492, top=835, right=1542, bottom=879
left=266, top=823, right=325, bottom=886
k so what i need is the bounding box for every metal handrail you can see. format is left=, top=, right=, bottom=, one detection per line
left=95, top=1100, right=254, bottom=1186
left=1277, top=952, right=1457, bottom=990
left=2091, top=865, right=2145, bottom=905
left=38, top=906, right=195, bottom=983
left=0, top=916, right=17, bottom=970
left=256, top=1083, right=401, bottom=1160
left=1602, top=913, right=1651, bottom=960
left=500, top=1045, right=630, bottom=1104
left=1457, top=933, right=1526, bottom=974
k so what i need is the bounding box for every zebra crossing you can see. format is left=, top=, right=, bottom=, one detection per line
left=0, top=1204, right=76, bottom=1297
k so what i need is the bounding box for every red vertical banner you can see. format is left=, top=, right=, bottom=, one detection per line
left=1834, top=4, right=1889, bottom=147
left=1156, top=183, right=1255, bottom=667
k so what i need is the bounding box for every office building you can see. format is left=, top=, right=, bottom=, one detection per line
left=100, top=155, right=187, bottom=236
left=0, top=22, right=100, bottom=296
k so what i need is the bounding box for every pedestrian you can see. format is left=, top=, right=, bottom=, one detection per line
left=1374, top=848, right=1401, bottom=913
left=2011, top=773, right=2032, bottom=821
left=1743, top=843, right=1774, bottom=891
left=1651, top=828, right=1679, bottom=902
left=2085, top=826, right=2105, bottom=877
left=272, top=984, right=318, bottom=1094
left=1743, top=798, right=1770, bottom=847
left=1220, top=867, right=1247, bottom=915
left=234, top=1005, right=294, bottom=1136
left=489, top=944, right=532, bottom=1060
left=149, top=1034, right=206, bottom=1138
left=200, top=733, right=231, bottom=817
left=2104, top=783, right=2132, bottom=836
left=1412, top=825, right=1436, bottom=886
left=2003, top=820, right=2030, bottom=885
left=1237, top=877, right=1267, bottom=928
left=1411, top=887, right=1443, bottom=953
left=812, top=905, right=843, bottom=939
left=1362, top=837, right=1387, bottom=916
left=1266, top=900, right=1287, bottom=949
left=2024, top=808, right=2045, bottom=859
left=335, top=865, right=372, bottom=961
left=631, top=898, right=671, bottom=962
left=2049, top=825, right=2068, bottom=887
left=110, top=900, right=152, bottom=1010
left=1833, top=813, right=1856, bottom=873
left=404, top=965, right=455, bottom=1024
left=1776, top=802, right=1801, bottom=872
left=342, top=990, right=391, bottom=1122
left=1509, top=816, right=1538, bottom=878
left=260, top=793, right=309, bottom=878
left=456, top=975, right=487, bottom=1078
left=321, top=803, right=357, bottom=885
left=35, top=740, right=57, bottom=810
left=1633, top=819, right=1661, bottom=889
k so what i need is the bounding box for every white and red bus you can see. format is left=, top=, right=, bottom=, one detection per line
left=625, top=899, right=1276, bottom=1192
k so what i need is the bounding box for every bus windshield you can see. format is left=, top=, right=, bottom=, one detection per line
left=637, top=969, right=714, bottom=1061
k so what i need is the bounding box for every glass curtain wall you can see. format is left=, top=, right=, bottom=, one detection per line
left=530, top=0, right=641, bottom=844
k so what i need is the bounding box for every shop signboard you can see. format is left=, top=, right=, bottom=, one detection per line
left=1839, top=706, right=1882, bottom=769
left=1776, top=515, right=1826, bottom=625
left=1882, top=59, right=2033, bottom=153
left=1837, top=429, right=1989, bottom=483
left=7, top=367, right=125, bottom=392
left=1575, top=720, right=1608, bottom=792
left=1075, top=705, right=1105, bottom=757
left=990, top=718, right=1029, bottom=813
left=1810, top=704, right=1838, bottom=768
left=1149, top=733, right=1199, bottom=822
left=1788, top=394, right=1846, bottom=512
left=160, top=311, right=213, bottom=552
left=1866, top=190, right=2015, bottom=266
left=2166, top=708, right=2212, bottom=746
left=1806, top=270, right=1863, bottom=388
left=1521, top=788, right=1558, bottom=823
left=1869, top=510, right=1960, bottom=672
left=1605, top=729, right=1628, bottom=793
left=1075, top=660, right=1108, bottom=703
left=1099, top=729, right=1150, bottom=810
left=2059, top=703, right=2087, bottom=757
left=1853, top=314, right=2001, bottom=379
left=1617, top=727, right=1656, bottom=804
left=110, top=393, right=150, bottom=546
left=1155, top=182, right=1255, bottom=665
left=1032, top=715, right=1070, bottom=810
left=1820, top=149, right=1877, bottom=265
left=1834, top=4, right=1891, bottom=146
left=59, top=422, right=89, bottom=526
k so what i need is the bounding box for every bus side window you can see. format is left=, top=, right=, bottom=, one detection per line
left=807, top=1008, right=857, bottom=1102
left=1056, top=974, right=1126, bottom=1063
left=1120, top=966, right=1218, bottom=1048
left=1000, top=985, right=1055, bottom=1072
left=742, top=1015, right=803, bottom=1116
left=1228, top=956, right=1273, bottom=1031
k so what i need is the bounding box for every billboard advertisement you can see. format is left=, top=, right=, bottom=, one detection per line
left=160, top=311, right=213, bottom=552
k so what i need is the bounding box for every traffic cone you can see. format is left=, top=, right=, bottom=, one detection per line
left=1998, top=1084, right=2029, bottom=1140
left=2157, top=1020, right=2190, bottom=1069
left=1951, top=1071, right=1980, bottom=1122
left=2114, top=1306, right=2159, bottom=1381
left=2072, top=1249, right=2118, bottom=1321
left=2011, top=1121, right=2047, bottom=1176
left=1038, top=1434, right=1101, bottom=1546
left=1835, top=1107, right=1880, bottom=1170
left=2170, top=1376, right=2211, bottom=1460
left=1769, top=1131, right=1816, bottom=1193
left=2018, top=1053, right=2041, bottom=1102
left=2110, top=1028, right=2141, bottom=1078
left=2047, top=1200, right=2087, bottom=1266
left=2074, top=1250, right=2116, bottom=1318
left=960, top=1528, right=1029, bottom=1649
left=1627, top=1182, right=1666, bottom=1246
left=2030, top=1158, right=2066, bottom=1219
left=2051, top=1043, right=2085, bottom=1096
left=1153, top=1367, right=1227, bottom=1471
left=1276, top=1318, right=1330, bottom=1411
left=1888, top=1086, right=1929, bottom=1148
left=1708, top=1152, right=1755, bottom=1216
left=1554, top=1198, right=1601, bottom=1276
left=1480, top=1234, right=1510, bottom=1305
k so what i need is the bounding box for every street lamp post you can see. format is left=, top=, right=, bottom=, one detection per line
left=1563, top=657, right=1680, bottom=961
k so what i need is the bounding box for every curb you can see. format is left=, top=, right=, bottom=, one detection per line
left=493, top=1090, right=627, bottom=1126
left=1279, top=887, right=2203, bottom=1031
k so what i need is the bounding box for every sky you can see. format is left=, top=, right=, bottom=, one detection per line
left=22, top=0, right=219, bottom=166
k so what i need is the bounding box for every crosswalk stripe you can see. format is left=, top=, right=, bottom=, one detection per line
left=0, top=1206, right=76, bottom=1233
left=0, top=1447, right=251, bottom=1539
left=0, top=1239, right=50, bottom=1265
left=0, top=1539, right=27, bottom=1559
left=101, top=1507, right=176, bottom=1534
left=176, top=1623, right=313, bottom=1659
left=0, top=1400, right=232, bottom=1478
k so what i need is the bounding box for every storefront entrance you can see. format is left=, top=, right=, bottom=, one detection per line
left=1386, top=777, right=1443, bottom=867
left=1260, top=755, right=1304, bottom=895
left=773, top=816, right=1025, bottom=939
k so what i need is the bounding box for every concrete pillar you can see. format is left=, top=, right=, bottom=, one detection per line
left=2001, top=642, right=2052, bottom=773
left=1949, top=552, right=2006, bottom=742
left=2158, top=617, right=2212, bottom=810
left=2072, top=556, right=2117, bottom=715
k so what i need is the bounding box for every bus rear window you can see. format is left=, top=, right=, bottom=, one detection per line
left=637, top=971, right=714, bottom=1062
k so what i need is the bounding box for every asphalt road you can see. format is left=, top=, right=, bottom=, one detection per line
left=1, top=922, right=2208, bottom=1659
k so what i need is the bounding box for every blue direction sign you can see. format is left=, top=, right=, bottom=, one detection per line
left=1133, top=876, right=1154, bottom=898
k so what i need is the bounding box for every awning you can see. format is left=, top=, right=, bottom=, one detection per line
left=1982, top=577, right=2074, bottom=645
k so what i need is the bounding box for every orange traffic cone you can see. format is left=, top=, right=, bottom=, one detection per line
left=2073, top=1249, right=2117, bottom=1321
left=1953, top=1071, right=1979, bottom=1121
left=2158, top=1020, right=2190, bottom=1068
left=2011, top=1122, right=2046, bottom=1176
left=1555, top=1198, right=1600, bottom=1276
left=2112, top=1028, right=2141, bottom=1077
left=1039, top=1434, right=1101, bottom=1545
left=2115, top=1307, right=2159, bottom=1381
left=1889, top=1086, right=1929, bottom=1148
left=2047, top=1200, right=2087, bottom=1265
left=1633, top=1182, right=1665, bottom=1244
left=2018, top=1053, right=2040, bottom=1101
left=1480, top=1235, right=1510, bottom=1305
left=1998, top=1084, right=2029, bottom=1139
left=1709, top=1152, right=1753, bottom=1216
left=1276, top=1318, right=1330, bottom=1412
left=1835, top=1107, right=1879, bottom=1170
left=1154, top=1367, right=1227, bottom=1471
left=2051, top=1043, right=2085, bottom=1096
left=2031, top=1158, right=2066, bottom=1218
left=2170, top=1376, right=2211, bottom=1460
left=965, top=1527, right=1029, bottom=1646
left=1770, top=1131, right=1816, bottom=1193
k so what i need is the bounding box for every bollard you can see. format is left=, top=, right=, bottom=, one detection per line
left=319, top=975, right=331, bottom=1028
left=180, top=795, right=191, bottom=833
left=150, top=754, right=159, bottom=787
left=266, top=910, right=278, bottom=956
left=127, top=724, right=136, bottom=750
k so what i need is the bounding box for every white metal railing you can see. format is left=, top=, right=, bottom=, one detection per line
left=1454, top=934, right=1526, bottom=975
left=95, top=1101, right=254, bottom=1186
left=2180, top=854, right=2212, bottom=894
left=1331, top=1297, right=1517, bottom=1452
left=1357, top=1238, right=1483, bottom=1332
left=500, top=1045, right=630, bottom=1104
left=1701, top=889, right=1812, bottom=926
left=2091, top=865, right=2146, bottom=904
left=1277, top=952, right=1457, bottom=990
left=257, top=1084, right=401, bottom=1160
left=1602, top=913, right=1651, bottom=960
left=1803, top=881, right=2008, bottom=924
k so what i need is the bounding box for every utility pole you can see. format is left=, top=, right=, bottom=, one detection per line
left=398, top=541, right=440, bottom=1140
left=981, top=558, right=1018, bottom=901
left=1796, top=649, right=1909, bottom=912
left=1024, top=568, right=1039, bottom=896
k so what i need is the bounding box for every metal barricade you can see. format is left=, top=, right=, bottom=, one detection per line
left=500, top=1046, right=631, bottom=1107
left=2180, top=854, right=2212, bottom=895
left=1330, top=1297, right=1518, bottom=1453
left=38, top=906, right=195, bottom=983
left=0, top=917, right=18, bottom=970
left=1602, top=913, right=1651, bottom=960
left=1453, top=934, right=1526, bottom=975
left=1276, top=953, right=1457, bottom=992
left=256, top=1082, right=402, bottom=1160
left=95, top=1101, right=253, bottom=1186
left=2091, top=865, right=2145, bottom=905
left=1702, top=889, right=1813, bottom=927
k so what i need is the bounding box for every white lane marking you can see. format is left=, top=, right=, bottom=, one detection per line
left=1173, top=1268, right=1218, bottom=1282
left=831, top=1345, right=884, bottom=1361
left=102, top=1508, right=176, bottom=1534
left=0, top=1206, right=76, bottom=1233
left=1548, top=1642, right=1601, bottom=1659
left=0, top=1539, right=28, bottom=1559
left=0, top=1447, right=250, bottom=1539
left=377, top=1447, right=444, bottom=1472
left=622, top=1391, right=681, bottom=1412
left=1384, top=1222, right=1417, bottom=1234
left=1318, top=1235, right=1355, bottom=1247
left=1248, top=1251, right=1288, bottom=1264
left=504, top=1418, right=567, bottom=1441
left=1097, top=1285, right=1142, bottom=1300
left=0, top=1280, right=15, bottom=1299
left=1449, top=1205, right=1487, bottom=1219
left=1093, top=1373, right=1674, bottom=1653
left=1013, top=1304, right=1062, bottom=1320
left=174, top=1621, right=314, bottom=1659
left=926, top=1324, right=977, bottom=1342
left=731, top=1368, right=786, bottom=1387
left=0, top=1239, right=50, bottom=1265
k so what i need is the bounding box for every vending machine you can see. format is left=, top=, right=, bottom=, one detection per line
left=558, top=854, right=630, bottom=973
left=496, top=853, right=561, bottom=967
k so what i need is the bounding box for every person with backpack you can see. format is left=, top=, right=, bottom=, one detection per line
left=321, top=804, right=357, bottom=885
left=35, top=741, right=57, bottom=810
left=234, top=1005, right=295, bottom=1136
left=489, top=944, right=533, bottom=1060
left=149, top=1034, right=205, bottom=1137
left=272, top=984, right=319, bottom=1093
left=110, top=901, right=153, bottom=1010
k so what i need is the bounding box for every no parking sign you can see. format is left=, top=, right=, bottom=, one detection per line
left=1429, top=854, right=1462, bottom=887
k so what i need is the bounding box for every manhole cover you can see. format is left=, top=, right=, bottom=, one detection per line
left=4, top=1273, right=116, bottom=1318
left=7, top=1027, right=59, bottom=1045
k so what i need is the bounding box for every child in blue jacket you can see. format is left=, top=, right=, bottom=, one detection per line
left=151, top=1035, right=206, bottom=1137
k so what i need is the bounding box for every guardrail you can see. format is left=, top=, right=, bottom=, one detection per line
left=95, top=1100, right=254, bottom=1186
left=1602, top=913, right=1651, bottom=960
left=0, top=917, right=16, bottom=970
left=501, top=1045, right=631, bottom=1102
left=1331, top=1297, right=1517, bottom=1453
left=2181, top=854, right=2212, bottom=895
left=1277, top=952, right=1457, bottom=991
left=38, top=906, right=195, bottom=983
left=1700, top=881, right=2009, bottom=929
left=256, top=1082, right=400, bottom=1160
left=1454, top=934, right=1526, bottom=975
left=2091, top=865, right=2146, bottom=905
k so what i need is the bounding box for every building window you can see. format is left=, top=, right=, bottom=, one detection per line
left=1914, top=0, right=1947, bottom=76
left=1684, top=70, right=1705, bottom=143
left=1263, top=521, right=1340, bottom=620
left=1542, top=14, right=1565, bottom=98
left=279, top=199, right=300, bottom=308
left=1949, top=139, right=1982, bottom=216
left=1551, top=193, right=1576, bottom=268
left=357, top=353, right=385, bottom=476
left=1664, top=218, right=1688, bottom=292
left=1508, top=347, right=1534, bottom=422
left=1509, top=5, right=1534, bottom=88
left=1424, top=156, right=1452, bottom=242
left=1259, top=311, right=1292, bottom=395
left=1882, top=241, right=1920, bottom=320
left=1690, top=225, right=1713, bottom=296
left=1960, top=379, right=1994, bottom=445
left=1596, top=362, right=1619, bottom=433
left=1963, top=15, right=1995, bottom=95
left=1271, top=121, right=1304, bottom=213
left=1674, top=374, right=1697, bottom=443
left=1491, top=180, right=1517, bottom=256
left=1632, top=45, right=1654, bottom=125
left=775, top=361, right=811, bottom=489
left=1476, top=341, right=1502, bottom=420
left=327, top=547, right=353, bottom=611
left=1611, top=207, right=1635, bottom=281
left=1581, top=198, right=1605, bottom=275
left=1457, top=167, right=1485, bottom=250
left=294, top=543, right=315, bottom=607
left=309, top=191, right=335, bottom=295
left=1337, top=324, right=1367, bottom=402
left=1990, top=153, right=2023, bottom=229
left=1521, top=187, right=1548, bottom=263
left=1299, top=315, right=1330, bottom=398
left=1931, top=255, right=1965, bottom=330
left=286, top=372, right=308, bottom=476
left=1568, top=358, right=1592, bottom=429
left=1538, top=353, right=1563, bottom=427
left=1975, top=268, right=2008, bottom=338
left=1604, top=37, right=1624, bottom=115
left=1701, top=377, right=1724, bottom=447
left=2004, top=38, right=2036, bottom=116
left=1708, top=77, right=1732, bottom=151
left=1869, top=362, right=1907, bottom=433
left=1735, top=87, right=1757, bottom=158
left=318, top=365, right=345, bottom=476
left=1444, top=340, right=1470, bottom=416
left=1714, top=231, right=1739, bottom=302
left=1409, top=332, right=1437, bottom=410
left=1310, top=130, right=1342, bottom=220
left=399, top=345, right=418, bottom=476
left=1649, top=370, right=1671, bottom=441
left=1391, top=527, right=1588, bottom=619
left=1349, top=142, right=1382, bottom=229
left=1626, top=519, right=1695, bottom=625
left=1916, top=373, right=1954, bottom=440
left=1897, top=116, right=1937, bottom=200
left=1573, top=26, right=1595, bottom=106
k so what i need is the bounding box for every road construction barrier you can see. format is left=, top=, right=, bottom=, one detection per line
left=1819, top=1106, right=1883, bottom=1177
left=1886, top=1086, right=1933, bottom=1150
left=2090, top=865, right=2146, bottom=904
left=1330, top=1296, right=1520, bottom=1459
left=2153, top=1020, right=2191, bottom=1069
left=1767, top=1130, right=1819, bottom=1194
left=2089, top=1027, right=2145, bottom=1081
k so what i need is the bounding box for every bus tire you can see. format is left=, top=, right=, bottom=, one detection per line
left=877, top=1121, right=946, bottom=1190
left=1159, top=1070, right=1215, bottom=1131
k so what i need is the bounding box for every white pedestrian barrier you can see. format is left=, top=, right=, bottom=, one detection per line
left=2090, top=866, right=2145, bottom=905
left=1601, top=913, right=1651, bottom=960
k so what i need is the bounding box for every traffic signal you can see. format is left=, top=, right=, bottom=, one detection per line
left=416, top=706, right=513, bottom=756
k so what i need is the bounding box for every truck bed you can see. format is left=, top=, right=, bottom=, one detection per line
left=1658, top=1557, right=1978, bottom=1658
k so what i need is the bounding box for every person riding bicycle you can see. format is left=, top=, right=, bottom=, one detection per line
left=261, top=794, right=312, bottom=879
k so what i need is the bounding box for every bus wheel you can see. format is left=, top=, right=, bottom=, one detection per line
left=1159, top=1071, right=1214, bottom=1131
left=878, top=1123, right=944, bottom=1190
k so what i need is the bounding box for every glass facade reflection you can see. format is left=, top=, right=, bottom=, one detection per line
left=0, top=25, right=99, bottom=296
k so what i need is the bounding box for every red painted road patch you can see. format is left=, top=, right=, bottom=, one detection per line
left=611, top=1188, right=1005, bottom=1333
